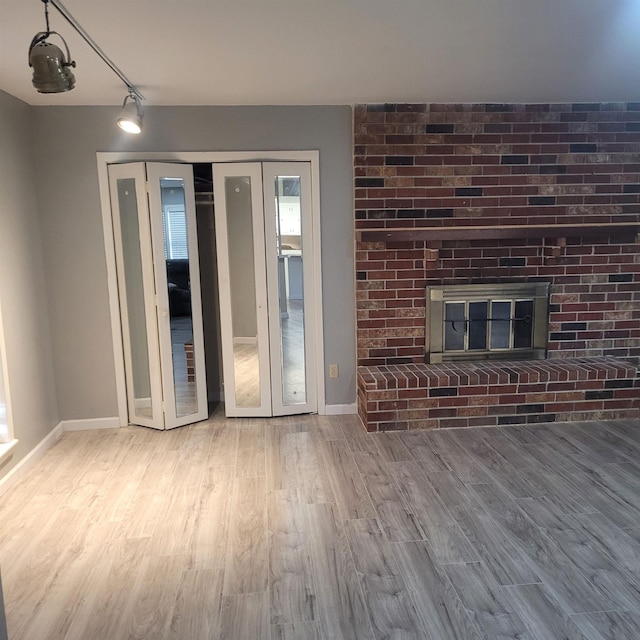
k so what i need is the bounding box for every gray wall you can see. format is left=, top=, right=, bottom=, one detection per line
left=32, top=105, right=355, bottom=416
left=0, top=90, right=59, bottom=476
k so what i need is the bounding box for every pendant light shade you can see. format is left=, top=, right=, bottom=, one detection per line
left=28, top=31, right=76, bottom=93
left=117, top=93, right=144, bottom=134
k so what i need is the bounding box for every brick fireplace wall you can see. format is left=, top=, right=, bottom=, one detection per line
left=355, top=102, right=640, bottom=430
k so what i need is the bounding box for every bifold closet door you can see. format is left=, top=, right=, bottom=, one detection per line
left=213, top=161, right=317, bottom=417
left=108, top=162, right=208, bottom=429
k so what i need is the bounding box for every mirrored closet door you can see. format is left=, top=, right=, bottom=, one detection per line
left=213, top=162, right=317, bottom=417
left=108, top=162, right=208, bottom=429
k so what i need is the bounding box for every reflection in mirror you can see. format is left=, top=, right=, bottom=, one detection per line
left=159, top=177, right=198, bottom=418
left=225, top=176, right=261, bottom=407
left=275, top=175, right=306, bottom=405
left=117, top=178, right=153, bottom=419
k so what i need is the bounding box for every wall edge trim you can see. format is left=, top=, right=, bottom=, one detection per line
left=0, top=423, right=64, bottom=497
left=323, top=402, right=357, bottom=415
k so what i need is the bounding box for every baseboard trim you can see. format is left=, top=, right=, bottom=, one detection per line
left=0, top=417, right=120, bottom=497
left=0, top=440, right=18, bottom=466
left=0, top=422, right=64, bottom=497
left=60, top=417, right=120, bottom=431
left=323, top=403, right=357, bottom=416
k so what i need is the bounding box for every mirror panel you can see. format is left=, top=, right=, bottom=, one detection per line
left=274, top=175, right=307, bottom=405
left=116, top=178, right=153, bottom=420
left=158, top=177, right=199, bottom=419
left=225, top=176, right=261, bottom=408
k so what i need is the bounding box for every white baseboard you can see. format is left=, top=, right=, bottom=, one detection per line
left=60, top=417, right=120, bottom=431
left=322, top=402, right=357, bottom=415
left=0, top=440, right=18, bottom=466
left=0, top=422, right=64, bottom=497
left=0, top=417, right=120, bottom=496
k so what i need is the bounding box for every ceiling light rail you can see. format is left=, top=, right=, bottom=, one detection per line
left=28, top=0, right=145, bottom=133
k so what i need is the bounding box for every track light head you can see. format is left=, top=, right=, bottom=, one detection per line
left=117, top=92, right=144, bottom=134
left=29, top=30, right=76, bottom=93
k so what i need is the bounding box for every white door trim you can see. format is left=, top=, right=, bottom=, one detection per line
left=97, top=151, right=325, bottom=426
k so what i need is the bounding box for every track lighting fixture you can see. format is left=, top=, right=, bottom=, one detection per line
left=28, top=0, right=145, bottom=133
left=117, top=92, right=144, bottom=134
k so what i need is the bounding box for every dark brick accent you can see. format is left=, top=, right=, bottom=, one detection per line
left=429, top=387, right=458, bottom=397
left=498, top=416, right=528, bottom=425
left=609, top=273, right=634, bottom=283
left=527, top=414, right=557, bottom=424
left=499, top=257, right=526, bottom=267
left=550, top=332, right=576, bottom=341
left=355, top=178, right=385, bottom=187
left=385, top=156, right=414, bottom=165
left=561, top=322, right=587, bottom=331
left=570, top=143, right=598, bottom=153
left=516, top=404, right=545, bottom=414
left=528, top=196, right=556, bottom=206
left=398, top=209, right=427, bottom=218
left=485, top=124, right=512, bottom=133
left=426, top=208, right=454, bottom=218
left=604, top=379, right=634, bottom=389
left=585, top=390, right=614, bottom=400
left=501, top=155, right=529, bottom=164
left=539, top=165, right=567, bottom=174
left=623, top=184, right=640, bottom=193
left=425, top=124, right=454, bottom=133
left=455, top=187, right=483, bottom=197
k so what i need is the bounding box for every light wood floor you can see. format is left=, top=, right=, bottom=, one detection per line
left=2, top=414, right=640, bottom=639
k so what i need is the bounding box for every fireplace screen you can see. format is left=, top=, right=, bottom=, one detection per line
left=426, top=282, right=549, bottom=363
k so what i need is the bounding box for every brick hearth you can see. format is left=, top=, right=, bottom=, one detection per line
left=354, top=102, right=640, bottom=432
left=358, top=357, right=639, bottom=432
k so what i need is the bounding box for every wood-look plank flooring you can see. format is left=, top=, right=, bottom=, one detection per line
left=2, top=414, right=640, bottom=639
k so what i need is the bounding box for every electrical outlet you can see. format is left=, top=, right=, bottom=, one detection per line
left=329, top=364, right=339, bottom=378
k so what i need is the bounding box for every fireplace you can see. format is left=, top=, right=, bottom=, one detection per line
left=426, top=282, right=549, bottom=364
left=354, top=102, right=640, bottom=431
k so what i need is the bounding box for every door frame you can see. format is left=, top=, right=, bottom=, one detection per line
left=97, top=151, right=325, bottom=426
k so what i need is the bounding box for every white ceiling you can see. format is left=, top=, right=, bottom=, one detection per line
left=2, top=0, right=640, bottom=107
